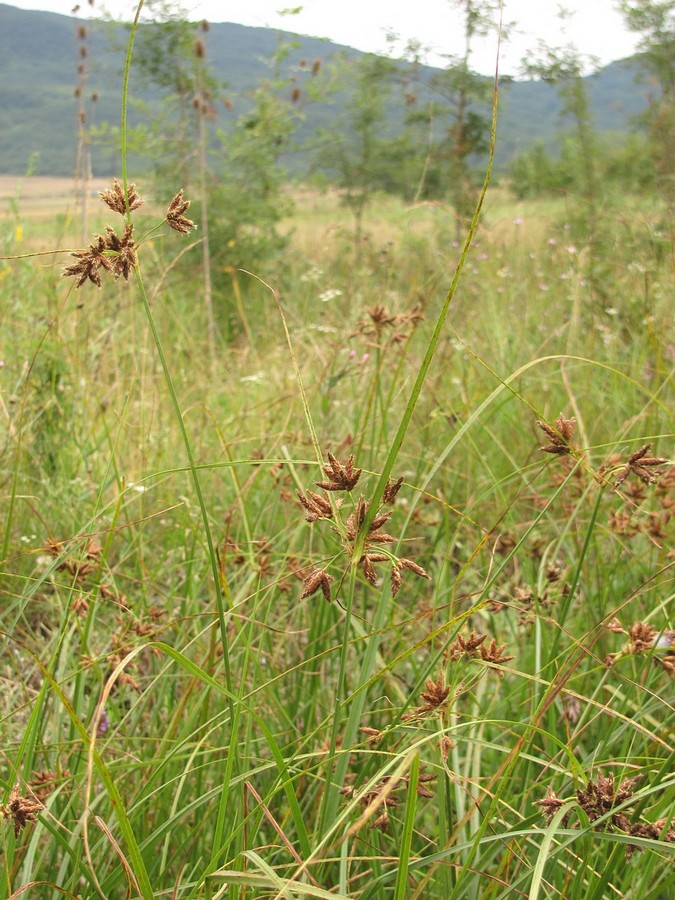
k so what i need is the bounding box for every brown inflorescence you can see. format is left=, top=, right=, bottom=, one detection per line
left=614, top=444, right=668, bottom=488
left=2, top=785, right=43, bottom=837
left=63, top=223, right=137, bottom=288
left=537, top=413, right=576, bottom=456
left=166, top=190, right=197, bottom=234
left=535, top=772, right=674, bottom=858
left=99, top=178, right=143, bottom=215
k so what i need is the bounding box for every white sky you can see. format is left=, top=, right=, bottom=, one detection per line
left=6, top=1, right=640, bottom=74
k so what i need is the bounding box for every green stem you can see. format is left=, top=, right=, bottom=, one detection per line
left=353, top=66, right=501, bottom=562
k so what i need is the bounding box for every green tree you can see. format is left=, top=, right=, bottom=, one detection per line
left=522, top=32, right=600, bottom=228
left=425, top=0, right=502, bottom=239
left=120, top=2, right=306, bottom=340
left=616, top=0, right=674, bottom=203
left=313, top=52, right=399, bottom=250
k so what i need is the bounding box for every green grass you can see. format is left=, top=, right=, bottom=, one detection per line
left=0, top=25, right=673, bottom=898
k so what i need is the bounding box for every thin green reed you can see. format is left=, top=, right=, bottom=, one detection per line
left=318, top=16, right=505, bottom=842
left=119, top=4, right=239, bottom=872
left=120, top=2, right=233, bottom=696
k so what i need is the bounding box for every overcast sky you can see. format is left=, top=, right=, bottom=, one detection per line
left=6, top=0, right=640, bottom=75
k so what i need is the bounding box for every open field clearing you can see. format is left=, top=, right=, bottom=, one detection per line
left=1, top=171, right=672, bottom=898
left=0, top=3, right=673, bottom=896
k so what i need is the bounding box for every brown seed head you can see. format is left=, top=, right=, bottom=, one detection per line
left=300, top=568, right=334, bottom=602
left=419, top=674, right=450, bottom=711
left=316, top=452, right=362, bottom=492
left=166, top=190, right=196, bottom=234
left=4, top=785, right=43, bottom=837
left=297, top=489, right=334, bottom=522
left=627, top=621, right=658, bottom=654
left=614, top=444, right=669, bottom=488
left=537, top=414, right=576, bottom=455
left=479, top=638, right=515, bottom=674
left=382, top=476, right=404, bottom=504
left=99, top=178, right=143, bottom=215
left=535, top=786, right=567, bottom=824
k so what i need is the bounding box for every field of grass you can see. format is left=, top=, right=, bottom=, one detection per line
left=0, top=136, right=673, bottom=900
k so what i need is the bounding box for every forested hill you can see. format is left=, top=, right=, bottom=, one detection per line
left=0, top=2, right=649, bottom=177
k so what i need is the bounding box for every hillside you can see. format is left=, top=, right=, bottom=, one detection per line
left=0, top=3, right=649, bottom=178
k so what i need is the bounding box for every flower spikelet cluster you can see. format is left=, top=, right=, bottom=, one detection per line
left=166, top=190, right=196, bottom=234
left=403, top=673, right=450, bottom=721
left=1, top=785, right=43, bottom=837
left=316, top=452, right=361, bottom=491
left=340, top=770, right=437, bottom=832
left=605, top=619, right=675, bottom=674
left=296, top=450, right=429, bottom=601
left=446, top=629, right=514, bottom=676
left=63, top=223, right=137, bottom=287
left=535, top=772, right=674, bottom=858
left=537, top=414, right=576, bottom=456
left=614, top=444, right=668, bottom=488
left=99, top=177, right=143, bottom=215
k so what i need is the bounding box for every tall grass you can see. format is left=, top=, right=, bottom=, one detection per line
left=0, top=4, right=673, bottom=899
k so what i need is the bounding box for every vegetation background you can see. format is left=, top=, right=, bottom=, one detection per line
left=0, top=0, right=673, bottom=898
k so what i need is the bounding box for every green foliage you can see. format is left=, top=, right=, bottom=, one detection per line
left=312, top=53, right=400, bottom=242
left=1, top=176, right=674, bottom=898
left=616, top=0, right=675, bottom=201
left=0, top=6, right=674, bottom=898
left=0, top=5, right=654, bottom=178
left=207, top=80, right=297, bottom=276
left=510, top=132, right=656, bottom=198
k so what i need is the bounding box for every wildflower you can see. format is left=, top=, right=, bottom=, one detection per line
left=166, top=190, right=196, bottom=234
left=316, top=452, right=362, bottom=492
left=318, top=288, right=343, bottom=302
left=537, top=414, right=576, bottom=456
left=296, top=489, right=334, bottom=522
left=99, top=178, right=143, bottom=215
left=97, top=709, right=110, bottom=737
left=1, top=785, right=43, bottom=837
left=403, top=674, right=450, bottom=720
left=300, top=568, right=334, bottom=602
left=614, top=444, right=668, bottom=488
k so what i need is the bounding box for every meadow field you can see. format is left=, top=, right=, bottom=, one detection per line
left=1, top=128, right=673, bottom=898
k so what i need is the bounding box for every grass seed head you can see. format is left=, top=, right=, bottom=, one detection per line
left=99, top=177, right=143, bottom=215
left=614, top=444, right=669, bottom=488
left=2, top=786, right=43, bottom=837
left=300, top=568, right=334, bottom=602
left=316, top=451, right=361, bottom=491
left=166, top=190, right=196, bottom=234
left=537, top=413, right=576, bottom=455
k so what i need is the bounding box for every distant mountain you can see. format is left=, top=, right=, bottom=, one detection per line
left=0, top=3, right=650, bottom=178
